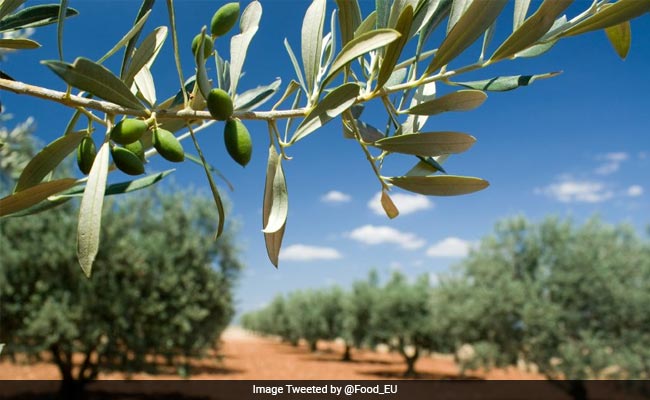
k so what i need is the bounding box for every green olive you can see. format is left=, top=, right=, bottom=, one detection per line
left=206, top=88, right=233, bottom=121
left=110, top=119, right=148, bottom=145
left=124, top=140, right=145, bottom=162
left=153, top=128, right=185, bottom=163
left=76, top=136, right=97, bottom=175
left=191, top=34, right=214, bottom=60
left=210, top=3, right=240, bottom=37
left=111, top=146, right=145, bottom=175
left=224, top=118, right=252, bottom=167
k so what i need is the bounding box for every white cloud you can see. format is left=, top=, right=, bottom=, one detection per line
left=280, top=244, right=343, bottom=261
left=595, top=152, right=629, bottom=175
left=536, top=180, right=614, bottom=203
left=347, top=225, right=425, bottom=250
left=627, top=185, right=644, bottom=197
left=321, top=190, right=351, bottom=203
left=368, top=192, right=433, bottom=216
left=426, top=237, right=473, bottom=258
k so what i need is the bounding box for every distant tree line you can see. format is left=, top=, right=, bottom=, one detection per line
left=242, top=216, right=650, bottom=394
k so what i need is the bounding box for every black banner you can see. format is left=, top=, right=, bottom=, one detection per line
left=1, top=380, right=649, bottom=400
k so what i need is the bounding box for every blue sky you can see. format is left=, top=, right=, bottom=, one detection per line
left=2, top=1, right=649, bottom=314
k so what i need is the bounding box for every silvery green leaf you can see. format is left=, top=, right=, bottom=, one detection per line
left=343, top=119, right=385, bottom=142
left=134, top=66, right=156, bottom=106
left=120, top=0, right=155, bottom=76
left=14, top=130, right=85, bottom=192
left=0, top=178, right=77, bottom=218
left=491, top=0, right=572, bottom=62
left=43, top=57, right=145, bottom=110
left=513, top=0, right=531, bottom=31
left=388, top=175, right=489, bottom=196
left=56, top=0, right=68, bottom=59
left=195, top=29, right=212, bottom=99
left=385, top=68, right=407, bottom=88
left=377, top=5, right=413, bottom=90
left=123, top=26, right=167, bottom=86
left=514, top=39, right=558, bottom=58
left=417, top=0, right=452, bottom=50
left=235, top=78, right=282, bottom=112
left=560, top=0, right=650, bottom=37
left=98, top=9, right=152, bottom=64
left=354, top=11, right=378, bottom=37
left=284, top=38, right=308, bottom=94
left=480, top=21, right=497, bottom=61
left=376, top=0, right=391, bottom=29
left=0, top=0, right=25, bottom=21
left=262, top=148, right=289, bottom=234
left=447, top=0, right=473, bottom=34
left=335, top=0, right=361, bottom=46
left=0, top=38, right=40, bottom=49
left=230, top=1, right=262, bottom=96
left=0, top=4, right=78, bottom=32
left=302, top=0, right=326, bottom=98
left=451, top=71, right=561, bottom=92
left=77, top=142, right=110, bottom=277
left=426, top=0, right=507, bottom=74
left=374, top=131, right=476, bottom=156
left=403, top=80, right=436, bottom=134
left=409, top=0, right=442, bottom=40
left=272, top=80, right=301, bottom=111
left=325, top=29, right=401, bottom=85
left=291, top=83, right=360, bottom=144
left=263, top=145, right=286, bottom=268
left=605, top=21, right=631, bottom=60
left=406, top=89, right=486, bottom=116
left=53, top=170, right=175, bottom=199
left=406, top=156, right=449, bottom=176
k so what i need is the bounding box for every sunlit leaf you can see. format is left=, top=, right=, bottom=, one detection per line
left=291, top=83, right=360, bottom=144
left=230, top=1, right=262, bottom=95
left=120, top=0, right=155, bottom=76
left=377, top=6, right=413, bottom=90
left=262, top=149, right=289, bottom=234
left=343, top=118, right=385, bottom=142
left=56, top=0, right=68, bottom=60
left=263, top=145, right=286, bottom=268
left=194, top=29, right=212, bottom=100
left=408, top=0, right=442, bottom=40
left=284, top=39, right=307, bottom=94
left=403, top=81, right=436, bottom=134
left=447, top=0, right=473, bottom=34
left=124, top=26, right=167, bottom=86
left=406, top=156, right=449, bottom=176
left=381, top=190, right=399, bottom=219
left=0, top=0, right=25, bottom=21
left=0, top=38, right=40, bottom=49
left=134, top=66, right=156, bottom=106
left=325, top=29, right=401, bottom=85
left=451, top=71, right=561, bottom=92
left=514, top=39, right=558, bottom=58
left=335, top=0, right=361, bottom=46
left=14, top=131, right=85, bottom=192
left=374, top=131, right=476, bottom=156
left=301, top=0, right=326, bottom=97
left=354, top=11, right=377, bottom=37
left=0, top=178, right=77, bottom=218
left=54, top=169, right=175, bottom=199
left=406, top=89, right=486, bottom=116
left=0, top=4, right=78, bottom=32
left=388, top=175, right=489, bottom=196
left=235, top=78, right=281, bottom=112
left=426, top=0, right=507, bottom=74
left=560, top=0, right=650, bottom=37
left=43, top=57, right=145, bottom=110
left=77, top=142, right=110, bottom=277
left=605, top=21, right=631, bottom=60
left=375, top=0, right=391, bottom=29
left=491, top=0, right=572, bottom=62
left=98, top=9, right=151, bottom=64
left=513, top=0, right=531, bottom=31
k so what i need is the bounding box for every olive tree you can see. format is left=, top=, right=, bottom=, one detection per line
left=1, top=0, right=647, bottom=275
left=435, top=216, right=650, bottom=399
left=341, top=270, right=380, bottom=361
left=1, top=184, right=243, bottom=388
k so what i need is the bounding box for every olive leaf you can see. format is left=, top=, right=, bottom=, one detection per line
left=235, top=78, right=282, bottom=112
left=605, top=21, right=631, bottom=60
left=301, top=0, right=327, bottom=98
left=14, top=130, right=85, bottom=192
left=230, top=1, right=262, bottom=96
left=377, top=6, right=413, bottom=90
left=388, top=175, right=489, bottom=196
left=406, top=89, right=487, bottom=116
left=0, top=0, right=25, bottom=21
left=354, top=11, right=378, bottom=37
left=560, top=0, right=650, bottom=38
left=0, top=38, right=40, bottom=49
left=490, top=0, right=572, bottom=62
left=123, top=26, right=167, bottom=87
left=56, top=0, right=68, bottom=60
left=98, top=9, right=152, bottom=64
left=0, top=178, right=77, bottom=218
left=324, top=29, right=401, bottom=85
left=0, top=4, right=78, bottom=32
left=291, top=82, right=360, bottom=144
left=43, top=57, right=146, bottom=110
left=381, top=190, right=399, bottom=219
left=77, top=142, right=110, bottom=278
left=284, top=39, right=307, bottom=94
left=194, top=29, right=212, bottom=100
left=335, top=0, right=361, bottom=46
left=450, top=72, right=561, bottom=92
left=262, top=149, right=289, bottom=234
left=53, top=169, right=175, bottom=199
left=425, top=0, right=507, bottom=75
left=263, top=145, right=287, bottom=268
left=447, top=0, right=473, bottom=34
left=134, top=66, right=156, bottom=106
left=513, top=0, right=532, bottom=31
left=406, top=156, right=449, bottom=177
left=373, top=131, right=476, bottom=157
left=120, top=0, right=155, bottom=77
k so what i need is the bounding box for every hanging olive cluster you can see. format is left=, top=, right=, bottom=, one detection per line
left=193, top=2, right=253, bottom=168
left=76, top=118, right=185, bottom=176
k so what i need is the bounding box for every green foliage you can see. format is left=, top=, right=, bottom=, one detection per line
left=436, top=216, right=650, bottom=379
left=0, top=187, right=243, bottom=381
left=0, top=0, right=648, bottom=272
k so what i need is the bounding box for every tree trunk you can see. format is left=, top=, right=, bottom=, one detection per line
left=400, top=345, right=420, bottom=377
left=342, top=344, right=352, bottom=362
left=309, top=340, right=318, bottom=352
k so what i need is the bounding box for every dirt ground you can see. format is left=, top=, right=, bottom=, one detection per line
left=0, top=328, right=542, bottom=380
